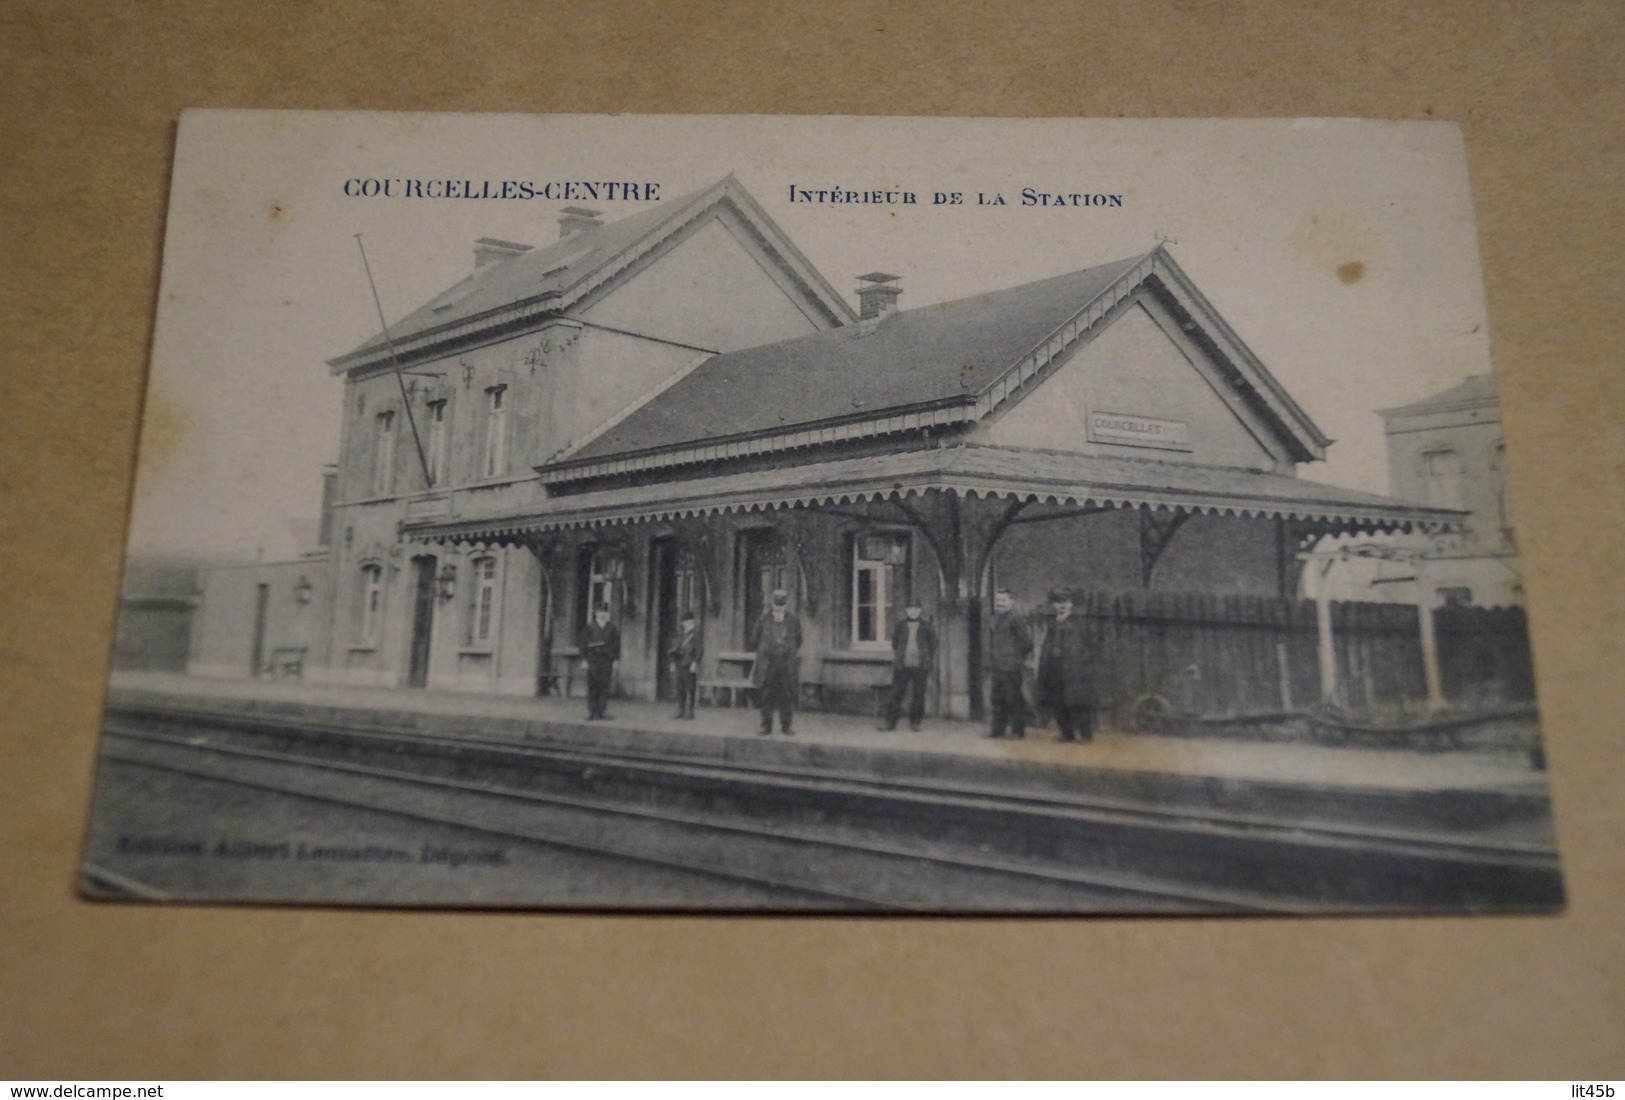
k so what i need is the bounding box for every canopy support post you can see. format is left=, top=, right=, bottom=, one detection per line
left=1416, top=553, right=1446, bottom=714
left=1308, top=556, right=1340, bottom=707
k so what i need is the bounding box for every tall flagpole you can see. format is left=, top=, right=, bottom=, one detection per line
left=354, top=234, right=433, bottom=488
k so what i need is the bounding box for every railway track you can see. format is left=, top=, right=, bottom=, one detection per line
left=98, top=722, right=1245, bottom=911
left=94, top=702, right=1564, bottom=912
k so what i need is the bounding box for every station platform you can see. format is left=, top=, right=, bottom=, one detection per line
left=104, top=670, right=1546, bottom=798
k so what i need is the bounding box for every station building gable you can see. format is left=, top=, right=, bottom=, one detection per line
left=977, top=298, right=1288, bottom=474
left=580, top=213, right=829, bottom=353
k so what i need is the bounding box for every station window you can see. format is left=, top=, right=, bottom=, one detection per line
left=738, top=530, right=793, bottom=636
left=357, top=563, right=384, bottom=645
left=1493, top=441, right=1514, bottom=535
left=466, top=555, right=500, bottom=647
left=482, top=385, right=509, bottom=478
left=579, top=547, right=624, bottom=625
left=849, top=533, right=911, bottom=648
left=675, top=553, right=701, bottom=616
left=1437, top=586, right=1473, bottom=608
left=425, top=399, right=449, bottom=487
left=1422, top=448, right=1464, bottom=510
left=373, top=410, right=396, bottom=495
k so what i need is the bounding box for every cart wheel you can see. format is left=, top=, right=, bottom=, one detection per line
left=1131, top=694, right=1175, bottom=734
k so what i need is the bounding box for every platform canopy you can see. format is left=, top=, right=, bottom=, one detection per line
left=402, top=443, right=1461, bottom=546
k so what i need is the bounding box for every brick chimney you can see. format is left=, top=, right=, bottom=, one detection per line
left=856, top=272, right=902, bottom=320
left=473, top=237, right=532, bottom=269
left=557, top=206, right=605, bottom=242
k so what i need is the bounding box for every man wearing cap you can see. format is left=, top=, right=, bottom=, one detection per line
left=879, top=601, right=937, bottom=731
left=668, top=609, right=703, bottom=720
left=581, top=603, right=621, bottom=721
left=750, top=589, right=802, bottom=735
left=986, top=588, right=1032, bottom=739
left=1036, top=587, right=1096, bottom=742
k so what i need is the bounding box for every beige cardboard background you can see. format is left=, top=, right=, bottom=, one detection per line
left=2, top=0, right=1621, bottom=1079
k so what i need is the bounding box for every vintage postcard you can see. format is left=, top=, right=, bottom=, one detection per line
left=82, top=111, right=1562, bottom=912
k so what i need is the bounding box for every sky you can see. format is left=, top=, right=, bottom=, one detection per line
left=126, top=112, right=1495, bottom=562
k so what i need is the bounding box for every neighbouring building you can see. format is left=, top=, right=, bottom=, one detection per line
left=112, top=558, right=202, bottom=672
left=1301, top=375, right=1533, bottom=711
left=1315, top=374, right=1523, bottom=609
left=188, top=176, right=1467, bottom=719
left=1381, top=374, right=1522, bottom=608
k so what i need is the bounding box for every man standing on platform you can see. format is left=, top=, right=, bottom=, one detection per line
left=1037, top=588, right=1096, bottom=742
left=879, top=601, right=936, bottom=731
left=582, top=604, right=620, bottom=721
left=669, top=609, right=702, bottom=720
left=986, top=588, right=1032, bottom=740
left=751, top=588, right=801, bottom=736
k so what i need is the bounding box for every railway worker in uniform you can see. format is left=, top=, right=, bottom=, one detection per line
left=878, top=600, right=936, bottom=731
left=581, top=603, right=621, bottom=721
left=669, top=609, right=703, bottom=720
left=1037, top=587, right=1096, bottom=742
left=986, top=588, right=1032, bottom=740
left=750, top=588, right=801, bottom=736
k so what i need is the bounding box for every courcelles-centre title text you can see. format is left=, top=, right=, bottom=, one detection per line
left=342, top=179, right=661, bottom=200
left=336, top=178, right=1126, bottom=208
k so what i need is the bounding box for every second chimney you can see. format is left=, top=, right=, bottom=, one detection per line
left=856, top=272, right=903, bottom=320
left=474, top=237, right=533, bottom=269
left=557, top=206, right=605, bottom=242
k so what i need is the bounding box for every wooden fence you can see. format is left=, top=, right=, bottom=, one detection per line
left=1054, top=590, right=1535, bottom=721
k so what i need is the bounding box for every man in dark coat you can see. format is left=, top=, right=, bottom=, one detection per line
left=879, top=601, right=936, bottom=731
left=750, top=589, right=801, bottom=735
left=581, top=604, right=620, bottom=720
left=668, top=609, right=703, bottom=720
left=986, top=588, right=1032, bottom=739
left=1037, top=588, right=1096, bottom=742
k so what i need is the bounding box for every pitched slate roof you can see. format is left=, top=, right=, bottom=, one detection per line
left=406, top=444, right=1461, bottom=543
left=548, top=246, right=1332, bottom=478
left=1380, top=374, right=1499, bottom=417
left=328, top=176, right=854, bottom=373
left=337, top=198, right=688, bottom=366
left=561, top=254, right=1149, bottom=465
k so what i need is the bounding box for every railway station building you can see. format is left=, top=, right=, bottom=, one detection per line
left=189, top=176, right=1465, bottom=720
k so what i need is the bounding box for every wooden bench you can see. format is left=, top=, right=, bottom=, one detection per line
left=539, top=648, right=584, bottom=698
left=268, top=646, right=307, bottom=681
left=696, top=677, right=753, bottom=707
left=698, top=651, right=755, bottom=708
left=695, top=653, right=828, bottom=709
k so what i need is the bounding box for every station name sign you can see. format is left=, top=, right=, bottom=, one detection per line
left=1086, top=409, right=1192, bottom=451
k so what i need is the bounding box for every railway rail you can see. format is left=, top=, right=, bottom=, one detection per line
left=92, top=701, right=1564, bottom=912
